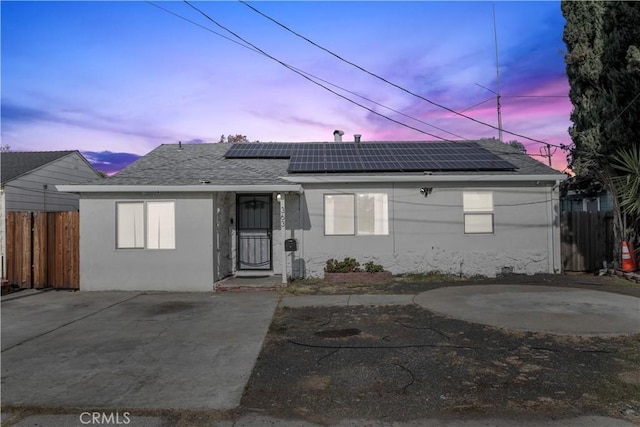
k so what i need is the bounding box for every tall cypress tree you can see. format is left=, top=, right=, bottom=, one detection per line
left=562, top=0, right=640, bottom=261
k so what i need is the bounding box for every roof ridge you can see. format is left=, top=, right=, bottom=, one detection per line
left=1, top=150, right=77, bottom=154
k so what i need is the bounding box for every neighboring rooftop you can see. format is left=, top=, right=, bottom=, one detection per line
left=1, top=151, right=76, bottom=183
left=97, top=139, right=564, bottom=186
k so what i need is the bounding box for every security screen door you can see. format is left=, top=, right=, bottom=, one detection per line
left=237, top=195, right=272, bottom=270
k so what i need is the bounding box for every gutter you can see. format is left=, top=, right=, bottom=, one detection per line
left=56, top=184, right=304, bottom=194
left=280, top=174, right=567, bottom=184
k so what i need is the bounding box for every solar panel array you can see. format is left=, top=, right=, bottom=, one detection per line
left=224, top=142, right=517, bottom=173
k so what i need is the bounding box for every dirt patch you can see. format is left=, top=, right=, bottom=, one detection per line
left=241, top=304, right=640, bottom=424
left=618, top=370, right=640, bottom=385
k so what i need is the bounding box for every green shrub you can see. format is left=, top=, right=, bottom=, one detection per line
left=325, top=257, right=361, bottom=273
left=363, top=261, right=384, bottom=273
left=325, top=258, right=386, bottom=273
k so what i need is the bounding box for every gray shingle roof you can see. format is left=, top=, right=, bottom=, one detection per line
left=99, top=143, right=291, bottom=186
left=99, top=139, right=563, bottom=186
left=1, top=151, right=76, bottom=183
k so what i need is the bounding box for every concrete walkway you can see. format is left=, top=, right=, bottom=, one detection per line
left=413, top=284, right=640, bottom=336
left=282, top=286, right=640, bottom=336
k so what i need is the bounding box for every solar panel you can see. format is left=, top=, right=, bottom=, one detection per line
left=224, top=143, right=294, bottom=158
left=224, top=142, right=516, bottom=173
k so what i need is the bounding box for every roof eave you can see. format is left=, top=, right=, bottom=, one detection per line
left=56, top=184, right=304, bottom=194
left=280, top=174, right=567, bottom=184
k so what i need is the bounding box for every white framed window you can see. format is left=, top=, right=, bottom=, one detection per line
left=117, top=202, right=144, bottom=249
left=116, top=201, right=176, bottom=249
left=324, top=193, right=388, bottom=236
left=463, top=191, right=494, bottom=234
left=147, top=202, right=176, bottom=249
left=324, top=194, right=355, bottom=235
left=357, top=193, right=389, bottom=235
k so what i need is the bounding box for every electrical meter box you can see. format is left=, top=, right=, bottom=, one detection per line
left=284, top=238, right=297, bottom=252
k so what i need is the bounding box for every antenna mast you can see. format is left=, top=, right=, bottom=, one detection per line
left=492, top=3, right=503, bottom=142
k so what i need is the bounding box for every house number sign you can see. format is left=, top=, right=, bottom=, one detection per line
left=280, top=203, right=285, bottom=228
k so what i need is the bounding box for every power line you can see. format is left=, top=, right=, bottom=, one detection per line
left=146, top=1, right=252, bottom=51
left=239, top=0, right=564, bottom=149
left=606, top=90, right=640, bottom=131
left=292, top=70, right=468, bottom=140
left=146, top=2, right=552, bottom=162
left=147, top=1, right=467, bottom=140
left=502, top=95, right=568, bottom=98
left=132, top=4, right=569, bottom=152
left=181, top=1, right=461, bottom=142
left=460, top=96, right=496, bottom=113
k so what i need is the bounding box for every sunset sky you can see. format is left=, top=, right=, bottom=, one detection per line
left=2, top=1, right=572, bottom=174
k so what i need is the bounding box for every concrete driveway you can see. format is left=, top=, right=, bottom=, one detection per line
left=414, top=285, right=640, bottom=336
left=1, top=290, right=278, bottom=410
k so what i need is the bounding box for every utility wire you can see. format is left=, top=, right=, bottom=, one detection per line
left=239, top=0, right=564, bottom=149
left=502, top=95, right=568, bottom=98
left=147, top=2, right=554, bottom=163
left=460, top=96, right=496, bottom=113
left=146, top=1, right=253, bottom=51
left=156, top=4, right=559, bottom=145
left=182, top=1, right=460, bottom=142
left=147, top=1, right=467, bottom=140
left=606, top=90, right=640, bottom=131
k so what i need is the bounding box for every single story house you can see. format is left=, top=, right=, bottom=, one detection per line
left=58, top=137, right=566, bottom=292
left=1, top=150, right=102, bottom=280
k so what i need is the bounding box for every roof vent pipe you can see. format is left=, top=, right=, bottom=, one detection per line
left=333, top=130, right=344, bottom=142
left=354, top=134, right=361, bottom=143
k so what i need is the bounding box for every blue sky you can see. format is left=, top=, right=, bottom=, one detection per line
left=1, top=1, right=571, bottom=174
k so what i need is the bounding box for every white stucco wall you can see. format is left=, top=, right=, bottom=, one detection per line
left=298, top=182, right=561, bottom=278
left=76, top=181, right=561, bottom=291
left=215, top=192, right=234, bottom=280
left=79, top=192, right=215, bottom=291
left=271, top=192, right=304, bottom=280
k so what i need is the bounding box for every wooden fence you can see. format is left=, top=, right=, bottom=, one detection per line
left=561, top=211, right=614, bottom=272
left=5, top=211, right=79, bottom=289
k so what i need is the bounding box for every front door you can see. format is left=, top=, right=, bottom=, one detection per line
left=237, top=195, right=272, bottom=270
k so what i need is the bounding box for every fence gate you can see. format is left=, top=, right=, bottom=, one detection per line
left=561, top=211, right=614, bottom=272
left=5, top=211, right=79, bottom=289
